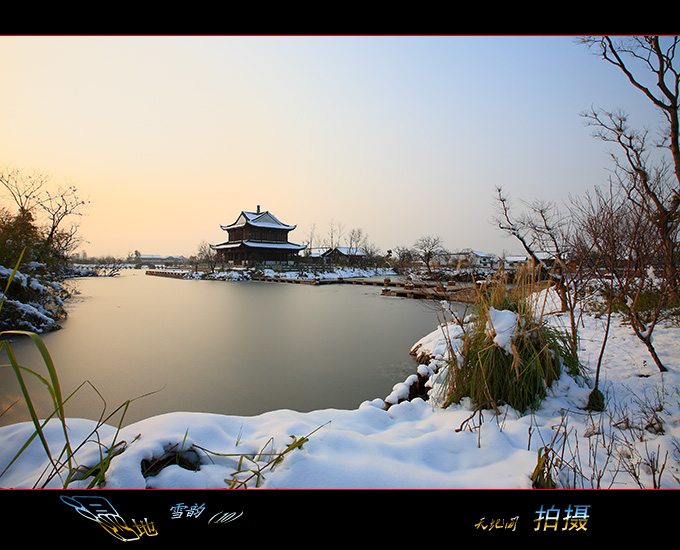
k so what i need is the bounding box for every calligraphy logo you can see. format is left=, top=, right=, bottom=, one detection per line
left=60, top=495, right=158, bottom=542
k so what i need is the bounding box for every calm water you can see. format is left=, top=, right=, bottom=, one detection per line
left=1, top=271, right=451, bottom=427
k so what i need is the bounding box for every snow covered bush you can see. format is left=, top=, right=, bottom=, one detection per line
left=440, top=269, right=582, bottom=414
left=0, top=262, right=68, bottom=332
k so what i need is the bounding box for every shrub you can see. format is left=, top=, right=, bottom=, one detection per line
left=441, top=268, right=581, bottom=413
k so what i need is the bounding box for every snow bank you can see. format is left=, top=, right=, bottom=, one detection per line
left=0, top=263, right=67, bottom=332
left=261, top=267, right=395, bottom=280
left=183, top=267, right=395, bottom=282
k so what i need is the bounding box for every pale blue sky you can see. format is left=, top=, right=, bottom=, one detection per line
left=0, top=36, right=664, bottom=258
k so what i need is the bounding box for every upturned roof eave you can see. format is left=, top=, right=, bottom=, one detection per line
left=220, top=210, right=296, bottom=232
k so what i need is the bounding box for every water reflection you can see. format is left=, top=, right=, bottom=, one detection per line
left=1, top=271, right=456, bottom=427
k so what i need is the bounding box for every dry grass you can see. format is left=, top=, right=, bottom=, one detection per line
left=442, top=267, right=581, bottom=413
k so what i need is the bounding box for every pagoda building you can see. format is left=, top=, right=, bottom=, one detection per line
left=210, top=206, right=306, bottom=266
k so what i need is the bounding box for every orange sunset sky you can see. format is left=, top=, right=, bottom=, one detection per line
left=0, top=36, right=662, bottom=259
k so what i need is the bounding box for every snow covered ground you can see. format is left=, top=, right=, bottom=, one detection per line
left=1, top=286, right=679, bottom=491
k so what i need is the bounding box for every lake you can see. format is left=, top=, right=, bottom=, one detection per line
left=1, top=270, right=457, bottom=427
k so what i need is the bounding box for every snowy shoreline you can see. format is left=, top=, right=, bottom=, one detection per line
left=1, top=280, right=679, bottom=490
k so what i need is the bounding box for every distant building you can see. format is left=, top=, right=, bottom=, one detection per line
left=451, top=250, right=499, bottom=269
left=503, top=251, right=556, bottom=269
left=301, top=247, right=328, bottom=260
left=469, top=251, right=498, bottom=269
left=321, top=246, right=366, bottom=266
left=210, top=206, right=306, bottom=266
left=504, top=255, right=529, bottom=267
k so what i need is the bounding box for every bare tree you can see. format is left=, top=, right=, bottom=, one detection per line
left=495, top=188, right=572, bottom=309
left=0, top=167, right=89, bottom=260
left=580, top=36, right=680, bottom=185
left=361, top=242, right=383, bottom=267
left=580, top=36, right=680, bottom=294
left=495, top=187, right=583, bottom=362
left=345, top=227, right=368, bottom=256
left=40, top=184, right=89, bottom=252
left=304, top=222, right=317, bottom=256
left=93, top=256, right=125, bottom=277
left=393, top=245, right=416, bottom=274
left=571, top=180, right=670, bottom=373
left=413, top=235, right=446, bottom=279
left=570, top=36, right=680, bottom=374
left=581, top=108, right=680, bottom=295
left=570, top=185, right=618, bottom=408
left=0, top=167, right=49, bottom=213
left=325, top=219, right=346, bottom=250
left=198, top=241, right=218, bottom=273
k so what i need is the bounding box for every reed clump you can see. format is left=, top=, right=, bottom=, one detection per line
left=442, top=267, right=581, bottom=414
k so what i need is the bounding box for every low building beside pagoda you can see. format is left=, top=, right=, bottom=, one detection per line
left=210, top=206, right=306, bottom=266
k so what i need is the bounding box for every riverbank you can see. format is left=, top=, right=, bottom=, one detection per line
left=1, top=285, right=679, bottom=490
left=184, top=265, right=399, bottom=281
left=147, top=266, right=480, bottom=302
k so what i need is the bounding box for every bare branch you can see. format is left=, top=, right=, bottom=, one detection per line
left=581, top=36, right=680, bottom=192
left=0, top=168, right=50, bottom=213
left=40, top=184, right=89, bottom=247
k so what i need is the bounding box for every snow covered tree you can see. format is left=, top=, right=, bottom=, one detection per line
left=0, top=167, right=88, bottom=331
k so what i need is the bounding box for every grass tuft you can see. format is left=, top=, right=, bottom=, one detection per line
left=442, top=267, right=581, bottom=414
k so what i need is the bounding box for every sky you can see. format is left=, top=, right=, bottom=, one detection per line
left=0, top=35, right=667, bottom=259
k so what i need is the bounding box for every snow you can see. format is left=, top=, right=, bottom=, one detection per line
left=487, top=307, right=518, bottom=355
left=0, top=298, right=56, bottom=332
left=261, top=266, right=393, bottom=280
left=182, top=266, right=394, bottom=282
left=0, top=265, right=49, bottom=293
left=1, top=287, right=680, bottom=490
